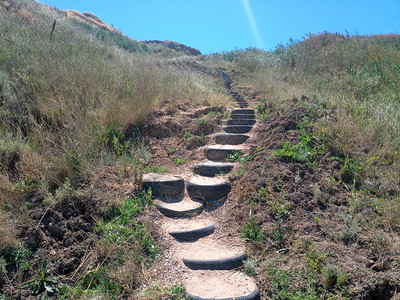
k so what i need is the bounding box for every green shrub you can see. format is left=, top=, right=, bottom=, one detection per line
left=240, top=216, right=265, bottom=242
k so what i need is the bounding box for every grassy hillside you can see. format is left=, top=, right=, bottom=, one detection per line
left=219, top=33, right=400, bottom=185
left=1, top=0, right=400, bottom=298
left=212, top=33, right=400, bottom=299
left=0, top=0, right=228, bottom=298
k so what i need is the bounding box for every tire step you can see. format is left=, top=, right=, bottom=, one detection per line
left=230, top=114, right=255, bottom=120
left=167, top=222, right=215, bottom=241
left=231, top=108, right=255, bottom=115
left=205, top=145, right=243, bottom=161
left=182, top=250, right=247, bottom=270
left=215, top=133, right=249, bottom=145
left=226, top=119, right=256, bottom=125
left=193, top=162, right=234, bottom=177
left=142, top=174, right=184, bottom=197
left=155, top=198, right=203, bottom=217
left=223, top=125, right=253, bottom=134
left=185, top=271, right=260, bottom=300
left=187, top=176, right=231, bottom=201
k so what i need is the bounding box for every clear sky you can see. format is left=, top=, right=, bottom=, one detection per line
left=39, top=0, right=400, bottom=54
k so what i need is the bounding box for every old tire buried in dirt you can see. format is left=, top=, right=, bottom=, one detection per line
left=230, top=114, right=255, bottom=120
left=142, top=174, right=184, bottom=197
left=187, top=177, right=231, bottom=201
left=182, top=250, right=247, bottom=270
left=169, top=223, right=215, bottom=241
left=215, top=133, right=249, bottom=145
left=193, top=163, right=234, bottom=177
left=155, top=199, right=203, bottom=217
left=226, top=118, right=256, bottom=125
left=186, top=288, right=260, bottom=300
left=231, top=108, right=255, bottom=115
left=223, top=125, right=253, bottom=134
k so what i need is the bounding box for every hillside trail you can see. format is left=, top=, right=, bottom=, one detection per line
left=142, top=69, right=260, bottom=299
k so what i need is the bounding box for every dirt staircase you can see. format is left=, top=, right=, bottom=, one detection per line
left=143, top=70, right=260, bottom=299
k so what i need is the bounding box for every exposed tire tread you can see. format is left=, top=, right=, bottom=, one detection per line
left=142, top=177, right=184, bottom=197
left=182, top=251, right=247, bottom=270
left=155, top=202, right=203, bottom=217
left=169, top=224, right=215, bottom=241
left=187, top=180, right=231, bottom=201
left=186, top=288, right=260, bottom=300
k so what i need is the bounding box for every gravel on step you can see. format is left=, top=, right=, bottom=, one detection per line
left=185, top=270, right=260, bottom=300
left=155, top=198, right=203, bottom=217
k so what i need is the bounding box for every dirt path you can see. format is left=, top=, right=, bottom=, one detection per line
left=142, top=69, right=260, bottom=299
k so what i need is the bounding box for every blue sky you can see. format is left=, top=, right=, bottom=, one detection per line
left=39, top=0, right=400, bottom=54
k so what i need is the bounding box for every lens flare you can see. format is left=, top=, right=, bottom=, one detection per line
left=241, top=0, right=264, bottom=49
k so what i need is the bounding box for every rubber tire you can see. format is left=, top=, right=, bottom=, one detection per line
left=193, top=163, right=234, bottom=177
left=155, top=202, right=203, bottom=217
left=226, top=119, right=256, bottom=125
left=142, top=178, right=184, bottom=197
left=169, top=223, right=215, bottom=241
left=230, top=114, right=255, bottom=120
left=205, top=148, right=235, bottom=161
left=215, top=133, right=249, bottom=145
left=182, top=251, right=247, bottom=270
left=223, top=125, right=253, bottom=134
left=187, top=180, right=231, bottom=201
left=231, top=109, right=255, bottom=115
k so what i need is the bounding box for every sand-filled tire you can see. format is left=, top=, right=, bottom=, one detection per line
left=169, top=223, right=215, bottom=241
left=142, top=174, right=184, bottom=197
left=193, top=163, right=234, bottom=177
left=215, top=133, right=249, bottom=145
left=186, top=288, right=260, bottom=300
left=231, top=109, right=255, bottom=115
left=223, top=125, right=253, bottom=134
left=155, top=200, right=203, bottom=217
left=182, top=251, right=247, bottom=270
left=226, top=119, right=256, bottom=125
left=187, top=177, right=231, bottom=201
left=230, top=114, right=255, bottom=120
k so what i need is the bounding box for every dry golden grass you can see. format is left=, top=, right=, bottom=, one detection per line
left=224, top=34, right=400, bottom=189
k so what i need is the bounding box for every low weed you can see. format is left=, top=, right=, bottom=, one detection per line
left=169, top=147, right=178, bottom=156
left=147, top=165, right=169, bottom=173
left=174, top=158, right=186, bottom=166
left=232, top=168, right=246, bottom=178
left=142, top=283, right=188, bottom=299
left=276, top=118, right=327, bottom=167
left=244, top=258, right=258, bottom=275
left=265, top=259, right=348, bottom=299
left=196, top=118, right=207, bottom=125
left=197, top=133, right=207, bottom=144
left=21, top=260, right=58, bottom=296
left=241, top=215, right=265, bottom=243
left=225, top=151, right=252, bottom=163
left=184, top=131, right=194, bottom=143
left=256, top=99, right=272, bottom=122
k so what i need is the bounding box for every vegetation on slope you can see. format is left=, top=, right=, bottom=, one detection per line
left=216, top=32, right=400, bottom=299
left=0, top=0, right=227, bottom=298
left=1, top=0, right=400, bottom=297
left=218, top=32, right=400, bottom=187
